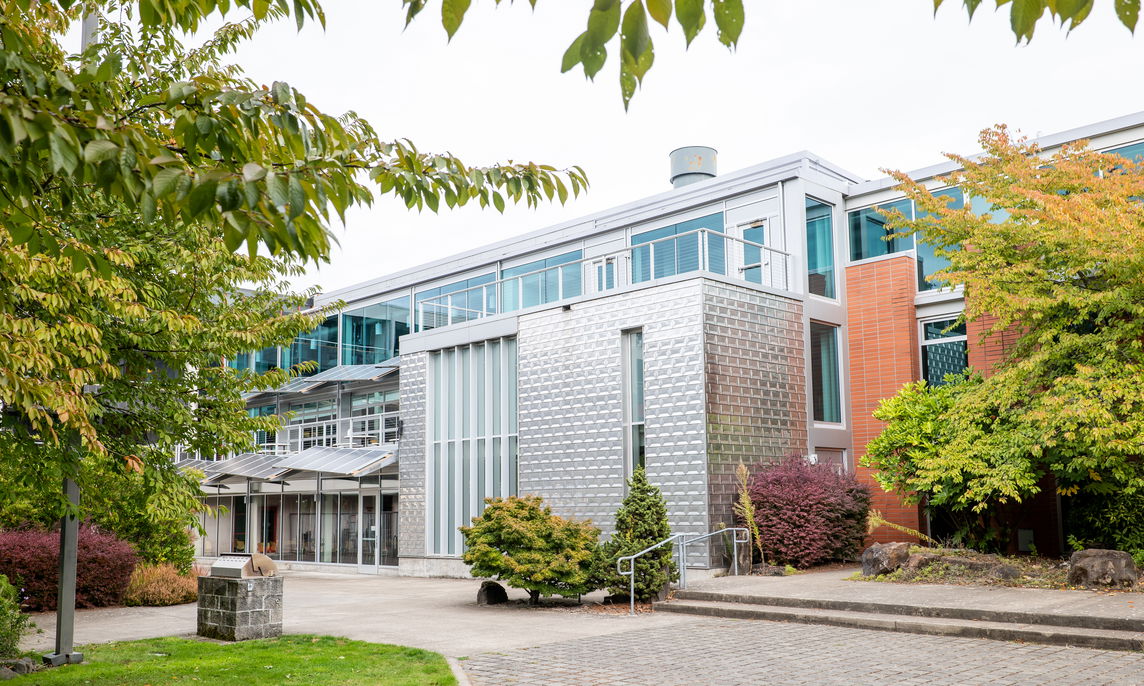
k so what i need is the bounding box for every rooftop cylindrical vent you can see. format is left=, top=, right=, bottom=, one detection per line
left=669, top=146, right=717, bottom=188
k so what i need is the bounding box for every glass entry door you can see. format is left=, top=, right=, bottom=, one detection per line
left=360, top=492, right=379, bottom=571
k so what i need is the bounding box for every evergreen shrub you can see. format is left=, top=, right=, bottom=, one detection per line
left=749, top=459, right=871, bottom=568
left=1065, top=490, right=1144, bottom=568
left=0, top=526, right=138, bottom=611
left=602, top=468, right=678, bottom=601
left=461, top=496, right=601, bottom=604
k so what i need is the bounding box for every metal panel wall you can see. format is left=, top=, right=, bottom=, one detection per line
left=703, top=281, right=808, bottom=554
left=397, top=351, right=428, bottom=560
left=515, top=280, right=709, bottom=540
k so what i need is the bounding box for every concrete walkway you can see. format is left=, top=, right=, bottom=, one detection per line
left=21, top=572, right=701, bottom=657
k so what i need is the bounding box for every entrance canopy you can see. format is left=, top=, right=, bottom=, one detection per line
left=272, top=445, right=396, bottom=477
left=202, top=452, right=291, bottom=482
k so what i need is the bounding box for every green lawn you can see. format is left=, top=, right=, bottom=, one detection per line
left=18, top=635, right=457, bottom=685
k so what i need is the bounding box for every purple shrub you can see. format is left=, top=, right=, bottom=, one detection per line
left=0, top=525, right=139, bottom=611
left=747, top=460, right=871, bottom=568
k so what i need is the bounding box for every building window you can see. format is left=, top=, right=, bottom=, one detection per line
left=350, top=389, right=400, bottom=445
left=593, top=256, right=618, bottom=292
left=811, top=448, right=848, bottom=474
left=248, top=404, right=278, bottom=451
left=916, top=188, right=963, bottom=291
left=622, top=330, right=645, bottom=474
left=810, top=323, right=841, bottom=423
left=428, top=338, right=518, bottom=556
left=1105, top=141, right=1144, bottom=162
left=805, top=198, right=835, bottom=298
left=631, top=213, right=725, bottom=282
left=281, top=315, right=339, bottom=376
left=920, top=318, right=968, bottom=386
left=501, top=250, right=583, bottom=312
left=848, top=199, right=913, bottom=262
left=415, top=273, right=497, bottom=332
left=342, top=296, right=410, bottom=365
left=286, top=398, right=338, bottom=452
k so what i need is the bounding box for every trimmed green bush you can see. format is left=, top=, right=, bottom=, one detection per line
left=124, top=564, right=199, bottom=607
left=602, top=468, right=678, bottom=601
left=0, top=574, right=31, bottom=658
left=461, top=496, right=601, bottom=604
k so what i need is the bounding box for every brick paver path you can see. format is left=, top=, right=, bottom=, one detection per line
left=462, top=617, right=1144, bottom=685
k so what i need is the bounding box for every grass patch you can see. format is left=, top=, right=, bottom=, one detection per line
left=19, top=635, right=456, bottom=685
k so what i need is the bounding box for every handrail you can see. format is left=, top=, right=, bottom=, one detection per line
left=678, top=527, right=750, bottom=589
left=616, top=533, right=686, bottom=616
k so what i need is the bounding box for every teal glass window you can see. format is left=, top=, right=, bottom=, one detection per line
left=810, top=323, right=841, bottom=423
left=247, top=404, right=278, bottom=449
left=921, top=318, right=968, bottom=386
left=969, top=194, right=1009, bottom=224
left=848, top=199, right=913, bottom=261
left=631, top=213, right=724, bottom=282
left=281, top=315, right=338, bottom=376
left=342, top=296, right=410, bottom=365
left=501, top=250, right=583, bottom=311
left=623, top=330, right=645, bottom=472
left=229, top=346, right=278, bottom=373
left=415, top=274, right=496, bottom=331
left=805, top=199, right=835, bottom=298
left=916, top=188, right=964, bottom=291
left=742, top=221, right=766, bottom=285
left=1106, top=141, right=1144, bottom=162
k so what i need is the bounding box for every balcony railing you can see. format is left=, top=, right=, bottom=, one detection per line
left=415, top=228, right=791, bottom=332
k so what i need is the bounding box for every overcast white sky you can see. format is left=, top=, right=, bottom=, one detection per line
left=222, top=0, right=1144, bottom=294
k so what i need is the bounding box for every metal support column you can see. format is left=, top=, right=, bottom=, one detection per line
left=43, top=478, right=83, bottom=666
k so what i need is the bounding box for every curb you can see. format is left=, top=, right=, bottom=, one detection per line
left=447, top=656, right=474, bottom=686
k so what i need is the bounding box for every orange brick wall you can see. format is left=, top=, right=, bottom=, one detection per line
left=845, top=255, right=922, bottom=541
left=967, top=314, right=1022, bottom=377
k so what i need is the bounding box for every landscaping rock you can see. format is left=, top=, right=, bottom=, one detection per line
left=0, top=667, right=16, bottom=681
left=990, top=564, right=1021, bottom=580
left=476, top=580, right=508, bottom=605
left=0, top=658, right=34, bottom=675
left=1068, top=549, right=1138, bottom=589
left=861, top=542, right=912, bottom=576
left=904, top=553, right=942, bottom=570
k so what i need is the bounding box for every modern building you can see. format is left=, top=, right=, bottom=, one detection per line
left=192, top=112, right=1144, bottom=576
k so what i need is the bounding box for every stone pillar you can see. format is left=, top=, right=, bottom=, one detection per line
left=197, top=576, right=283, bottom=641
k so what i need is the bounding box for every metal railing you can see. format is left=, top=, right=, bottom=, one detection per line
left=615, top=527, right=752, bottom=616
left=415, top=228, right=792, bottom=333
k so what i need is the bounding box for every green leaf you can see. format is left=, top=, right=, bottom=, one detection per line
left=1115, top=0, right=1140, bottom=31
left=267, top=173, right=288, bottom=208
left=492, top=192, right=506, bottom=213
left=242, top=162, right=266, bottom=182
left=647, top=0, right=672, bottom=28
left=712, top=0, right=744, bottom=48
left=587, top=0, right=622, bottom=48
left=442, top=0, right=471, bottom=40
left=82, top=139, right=119, bottom=164
left=252, top=0, right=270, bottom=19
left=581, top=43, right=607, bottom=80
left=1009, top=0, right=1044, bottom=41
left=49, top=131, right=80, bottom=175
left=152, top=168, right=183, bottom=198
left=562, top=32, right=587, bottom=73
left=188, top=178, right=219, bottom=217
left=675, top=0, right=707, bottom=47
left=963, top=0, right=982, bottom=19
left=621, top=1, right=652, bottom=67
left=288, top=175, right=306, bottom=219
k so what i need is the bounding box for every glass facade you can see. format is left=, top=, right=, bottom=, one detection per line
left=286, top=398, right=338, bottom=452
left=350, top=389, right=400, bottom=445
left=848, top=199, right=912, bottom=262
left=1106, top=141, right=1144, bottom=162
left=810, top=322, right=842, bottom=423
left=428, top=338, right=518, bottom=556
left=415, top=274, right=497, bottom=332
left=916, top=187, right=963, bottom=291
left=501, top=250, right=583, bottom=312
left=623, top=330, right=645, bottom=474
left=281, top=315, right=339, bottom=376
left=921, top=318, right=968, bottom=386
left=805, top=198, right=835, bottom=298
left=631, top=213, right=725, bottom=282
left=247, top=404, right=279, bottom=451
left=341, top=296, right=410, bottom=365
left=228, top=346, right=280, bottom=373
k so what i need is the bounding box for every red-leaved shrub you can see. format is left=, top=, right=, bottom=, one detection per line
left=0, top=526, right=139, bottom=611
left=747, top=460, right=871, bottom=568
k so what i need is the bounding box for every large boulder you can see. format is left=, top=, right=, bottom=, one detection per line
left=476, top=580, right=509, bottom=605
left=861, top=542, right=912, bottom=576
left=1068, top=549, right=1139, bottom=589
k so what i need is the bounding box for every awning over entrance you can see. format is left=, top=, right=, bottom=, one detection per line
left=202, top=453, right=291, bottom=482
left=272, top=445, right=396, bottom=476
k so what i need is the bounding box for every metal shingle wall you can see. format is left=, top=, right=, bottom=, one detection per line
left=703, top=281, right=807, bottom=565
left=516, top=280, right=709, bottom=541
left=398, top=351, right=429, bottom=559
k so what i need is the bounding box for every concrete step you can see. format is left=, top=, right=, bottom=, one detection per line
left=671, top=589, right=1144, bottom=633
left=653, top=598, right=1144, bottom=652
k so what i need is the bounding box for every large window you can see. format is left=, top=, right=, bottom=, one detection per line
left=228, top=346, right=279, bottom=374
left=916, top=188, right=963, bottom=291
left=342, top=296, right=410, bottom=365
left=350, top=389, right=400, bottom=445
left=286, top=398, right=338, bottom=452
left=848, top=199, right=913, bottom=262
left=810, top=323, right=842, bottom=423
left=1106, top=141, right=1144, bottom=162
left=921, top=318, right=968, bottom=386
left=805, top=198, right=835, bottom=298
left=281, top=315, right=339, bottom=376
left=622, top=330, right=646, bottom=474
left=631, top=213, right=725, bottom=282
left=428, top=338, right=518, bottom=556
left=415, top=274, right=497, bottom=331
left=501, top=250, right=582, bottom=311
left=247, top=404, right=279, bottom=451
